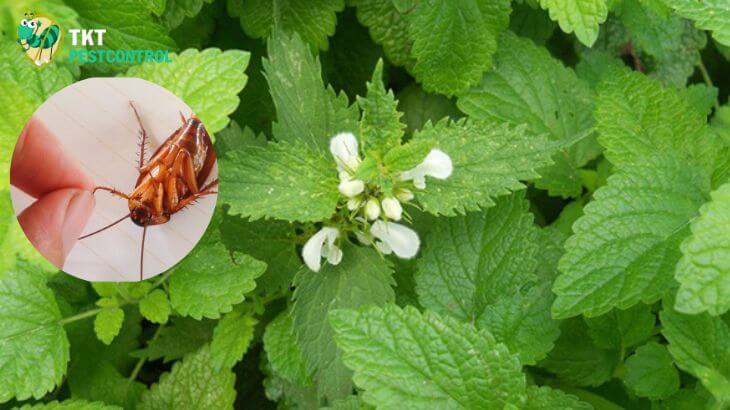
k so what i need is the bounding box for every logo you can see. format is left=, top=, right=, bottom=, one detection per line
left=16, top=12, right=62, bottom=67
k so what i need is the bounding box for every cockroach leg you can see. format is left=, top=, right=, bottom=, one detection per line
left=93, top=186, right=131, bottom=200
left=78, top=213, right=131, bottom=240
left=178, top=111, right=186, bottom=125
left=170, top=180, right=218, bottom=213
left=129, top=101, right=149, bottom=170
left=171, top=149, right=199, bottom=193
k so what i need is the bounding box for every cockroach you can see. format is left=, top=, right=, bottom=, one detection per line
left=79, top=102, right=218, bottom=280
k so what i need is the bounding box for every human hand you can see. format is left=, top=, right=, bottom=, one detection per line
left=10, top=116, right=96, bottom=268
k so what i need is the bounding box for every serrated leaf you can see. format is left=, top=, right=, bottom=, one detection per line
left=67, top=359, right=144, bottom=409
left=396, top=84, right=462, bottom=135
left=169, top=241, right=266, bottom=320
left=263, top=312, right=310, bottom=386
left=410, top=118, right=555, bottom=215
left=264, top=31, right=359, bottom=152
left=664, top=0, right=730, bottom=46
left=539, top=318, right=618, bottom=387
left=138, top=346, right=236, bottom=410
left=231, top=0, right=344, bottom=50
left=16, top=399, right=122, bottom=409
left=329, top=305, right=527, bottom=408
left=458, top=33, right=600, bottom=198
left=358, top=60, right=404, bottom=155
left=210, top=310, right=256, bottom=370
left=132, top=317, right=215, bottom=363
left=0, top=269, right=68, bottom=403
left=160, top=0, right=211, bottom=29
left=675, top=182, right=730, bottom=316
left=509, top=2, right=558, bottom=45
left=94, top=307, right=124, bottom=345
left=220, top=141, right=339, bottom=222
left=624, top=342, right=679, bottom=400
left=125, top=48, right=249, bottom=134
left=660, top=307, right=730, bottom=403
left=538, top=0, right=608, bottom=46
left=63, top=0, right=176, bottom=74
left=553, top=156, right=710, bottom=318
left=354, top=0, right=415, bottom=68
left=584, top=303, right=655, bottom=351
left=407, top=0, right=511, bottom=96
left=292, top=246, right=395, bottom=401
left=138, top=289, right=171, bottom=324
left=524, top=385, right=591, bottom=410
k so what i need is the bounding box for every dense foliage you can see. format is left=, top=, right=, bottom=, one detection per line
left=0, top=0, right=729, bottom=409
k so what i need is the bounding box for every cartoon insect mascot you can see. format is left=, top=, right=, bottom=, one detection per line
left=17, top=13, right=61, bottom=66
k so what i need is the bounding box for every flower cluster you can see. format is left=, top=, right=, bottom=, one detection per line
left=302, top=132, right=452, bottom=271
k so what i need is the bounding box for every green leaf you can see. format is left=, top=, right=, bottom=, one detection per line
left=169, top=241, right=266, bottom=319
left=553, top=156, right=710, bottom=318
left=624, top=342, right=680, bottom=400
left=220, top=141, right=339, bottom=222
left=661, top=307, right=730, bottom=403
left=125, top=48, right=250, bottom=134
left=0, top=191, right=56, bottom=274
left=67, top=360, right=144, bottom=409
left=539, top=318, right=618, bottom=387
left=396, top=84, right=462, bottom=135
left=538, top=0, right=608, bottom=46
left=458, top=33, right=600, bottom=198
left=354, top=0, right=415, bottom=68
left=675, top=182, right=730, bottom=316
left=664, top=0, right=730, bottom=46
left=410, top=118, right=555, bottom=215
left=0, top=269, right=68, bottom=403
left=231, top=0, right=344, bottom=50
left=263, top=31, right=359, bottom=152
left=138, top=289, right=171, bottom=324
left=291, top=246, right=395, bottom=401
left=584, top=303, right=655, bottom=351
left=407, top=0, right=511, bottom=96
left=16, top=399, right=122, bottom=409
left=210, top=310, right=257, bottom=370
left=63, top=0, right=176, bottom=73
left=94, top=307, right=124, bottom=345
left=263, top=312, right=310, bottom=386
left=357, top=60, right=404, bottom=155
left=132, top=317, right=215, bottom=363
left=509, top=2, right=558, bottom=45
left=160, top=0, right=211, bottom=29
left=524, top=385, right=591, bottom=410
left=329, top=305, right=527, bottom=408
left=138, top=346, right=236, bottom=410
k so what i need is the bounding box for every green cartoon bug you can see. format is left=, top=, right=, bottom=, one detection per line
left=17, top=13, right=61, bottom=66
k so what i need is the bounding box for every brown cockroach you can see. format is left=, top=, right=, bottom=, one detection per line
left=79, top=101, right=218, bottom=280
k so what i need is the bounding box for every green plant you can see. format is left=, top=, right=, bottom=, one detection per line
left=0, top=0, right=729, bottom=409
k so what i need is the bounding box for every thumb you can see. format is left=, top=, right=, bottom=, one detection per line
left=17, top=188, right=95, bottom=268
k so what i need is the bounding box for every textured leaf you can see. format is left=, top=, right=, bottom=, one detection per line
left=407, top=0, right=511, bottom=96
left=232, top=0, right=344, bottom=50
left=93, top=308, right=124, bottom=346
left=664, top=0, right=730, bottom=46
left=125, top=48, right=250, bottom=134
left=624, top=342, right=680, bottom=400
left=17, top=399, right=122, bottom=409
left=675, top=182, right=730, bottom=316
left=169, top=241, right=266, bottom=319
left=509, top=2, right=558, bottom=45
left=330, top=305, right=527, bottom=408
left=132, top=317, right=215, bottom=363
left=584, top=303, right=655, bottom=351
left=67, top=359, right=144, bottom=409
left=538, top=0, right=608, bottom=46
left=524, top=385, right=591, bottom=410
left=210, top=310, right=256, bottom=370
left=138, top=346, right=236, bottom=410
left=357, top=60, right=404, bottom=155
left=459, top=33, right=600, bottom=198
left=354, top=0, right=415, bottom=67
left=138, top=290, right=170, bottom=324
left=263, top=31, right=359, bottom=152
left=160, top=0, right=211, bottom=29
left=396, top=84, right=462, bottom=135
left=411, top=118, right=555, bottom=215
left=63, top=0, right=176, bottom=73
left=263, top=312, right=310, bottom=386
left=291, top=246, right=395, bottom=401
left=0, top=269, right=68, bottom=403
left=661, top=307, right=730, bottom=403
left=220, top=141, right=339, bottom=222
left=553, top=156, right=710, bottom=318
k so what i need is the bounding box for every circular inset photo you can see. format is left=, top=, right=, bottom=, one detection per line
left=9, top=77, right=218, bottom=282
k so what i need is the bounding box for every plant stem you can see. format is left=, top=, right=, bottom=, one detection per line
left=58, top=308, right=103, bottom=325
left=128, top=324, right=164, bottom=382
left=697, top=60, right=721, bottom=111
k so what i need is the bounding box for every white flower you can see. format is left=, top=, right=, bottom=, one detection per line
left=370, top=220, right=420, bottom=259
left=330, top=132, right=361, bottom=173
left=302, top=227, right=342, bottom=272
left=338, top=179, right=365, bottom=197
left=347, top=197, right=363, bottom=210
left=365, top=198, right=381, bottom=220
left=400, top=149, right=453, bottom=189
left=381, top=197, right=402, bottom=221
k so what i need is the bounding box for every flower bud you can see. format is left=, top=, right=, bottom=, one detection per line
left=381, top=197, right=402, bottom=221
left=347, top=197, right=362, bottom=210
left=395, top=188, right=414, bottom=202
left=365, top=198, right=381, bottom=220
left=338, top=179, right=365, bottom=198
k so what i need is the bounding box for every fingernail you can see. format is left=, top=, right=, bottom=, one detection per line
left=61, top=190, right=95, bottom=256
